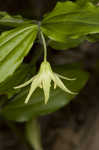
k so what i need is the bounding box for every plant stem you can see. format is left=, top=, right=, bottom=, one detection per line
left=40, top=31, right=47, bottom=62
left=26, top=118, right=43, bottom=150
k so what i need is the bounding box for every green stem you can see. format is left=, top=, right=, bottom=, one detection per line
left=26, top=118, right=43, bottom=150
left=40, top=31, right=47, bottom=62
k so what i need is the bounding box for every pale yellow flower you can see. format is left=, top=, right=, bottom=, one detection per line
left=14, top=61, right=76, bottom=104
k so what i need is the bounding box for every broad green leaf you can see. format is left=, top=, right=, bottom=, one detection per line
left=0, top=95, right=8, bottom=107
left=76, top=0, right=90, bottom=6
left=0, top=12, right=33, bottom=30
left=1, top=64, right=89, bottom=122
left=41, top=1, right=99, bottom=42
left=49, top=36, right=86, bottom=50
left=0, top=24, right=38, bottom=83
left=0, top=64, right=35, bottom=98
left=77, top=0, right=99, bottom=5
left=87, top=33, right=99, bottom=42
left=91, top=0, right=99, bottom=4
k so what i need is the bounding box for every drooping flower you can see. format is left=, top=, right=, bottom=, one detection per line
left=14, top=61, right=77, bottom=104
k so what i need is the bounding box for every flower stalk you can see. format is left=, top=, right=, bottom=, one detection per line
left=40, top=31, right=47, bottom=62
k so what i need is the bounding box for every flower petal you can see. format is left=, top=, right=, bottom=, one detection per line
left=55, top=73, right=76, bottom=81
left=14, top=77, right=35, bottom=89
left=25, top=76, right=41, bottom=103
left=52, top=73, right=77, bottom=95
left=42, top=77, right=51, bottom=104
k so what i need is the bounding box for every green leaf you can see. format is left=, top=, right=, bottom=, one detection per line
left=0, top=12, right=33, bottom=31
left=0, top=24, right=38, bottom=83
left=1, top=64, right=89, bottom=122
left=41, top=1, right=99, bottom=43
left=91, top=0, right=99, bottom=4
left=76, top=0, right=89, bottom=6
left=49, top=36, right=86, bottom=50
left=0, top=64, right=35, bottom=98
left=77, top=0, right=99, bottom=5
left=87, top=33, right=99, bottom=42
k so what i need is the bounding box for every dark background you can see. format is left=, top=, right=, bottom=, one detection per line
left=0, top=0, right=99, bottom=150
